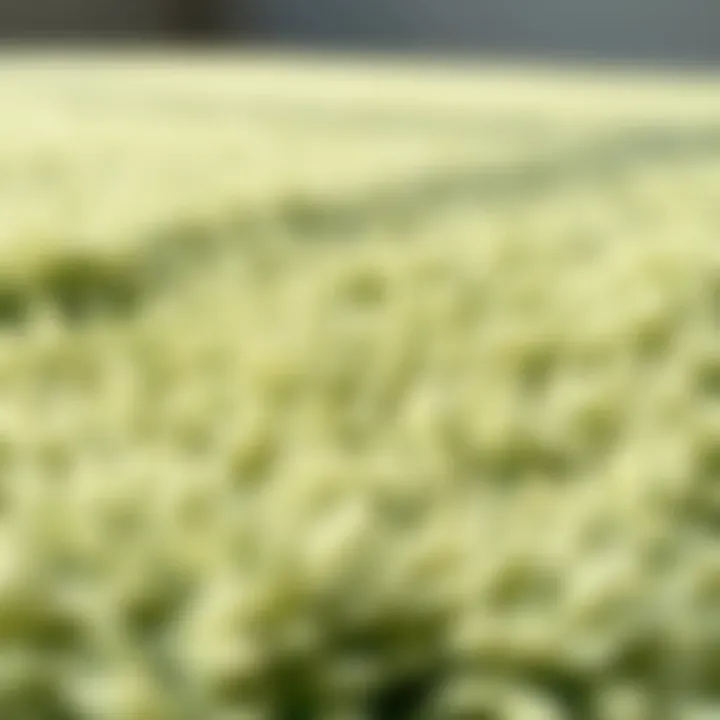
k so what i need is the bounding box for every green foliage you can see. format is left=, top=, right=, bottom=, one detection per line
left=0, top=55, right=717, bottom=718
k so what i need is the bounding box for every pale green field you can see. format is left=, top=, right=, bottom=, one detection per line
left=0, top=54, right=718, bottom=719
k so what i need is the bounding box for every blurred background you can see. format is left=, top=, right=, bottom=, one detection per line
left=0, top=2, right=718, bottom=720
left=1, top=0, right=720, bottom=66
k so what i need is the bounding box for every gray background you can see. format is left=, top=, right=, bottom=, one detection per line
left=1, top=0, right=719, bottom=66
left=234, top=0, right=720, bottom=65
